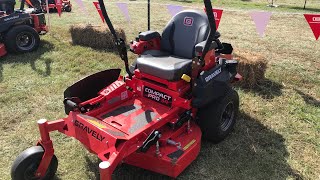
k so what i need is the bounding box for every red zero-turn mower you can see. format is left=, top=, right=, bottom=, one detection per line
left=0, top=0, right=47, bottom=57
left=40, top=0, right=72, bottom=13
left=26, top=0, right=72, bottom=13
left=11, top=0, right=242, bottom=179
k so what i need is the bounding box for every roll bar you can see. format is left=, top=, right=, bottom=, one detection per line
left=20, top=0, right=26, bottom=10
left=202, top=0, right=218, bottom=62
left=98, top=0, right=133, bottom=78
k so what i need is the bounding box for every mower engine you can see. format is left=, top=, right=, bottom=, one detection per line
left=130, top=31, right=161, bottom=55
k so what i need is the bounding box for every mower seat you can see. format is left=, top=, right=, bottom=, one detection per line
left=136, top=10, right=210, bottom=81
left=137, top=51, right=191, bottom=81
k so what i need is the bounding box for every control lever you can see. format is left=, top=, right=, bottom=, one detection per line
left=63, top=98, right=86, bottom=113
left=215, top=39, right=224, bottom=50
left=64, top=98, right=80, bottom=109
left=140, top=130, right=161, bottom=153
left=65, top=99, right=78, bottom=108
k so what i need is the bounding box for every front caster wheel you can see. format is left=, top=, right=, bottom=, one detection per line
left=11, top=146, right=58, bottom=180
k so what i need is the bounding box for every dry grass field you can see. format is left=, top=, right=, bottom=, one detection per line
left=0, top=0, right=319, bottom=179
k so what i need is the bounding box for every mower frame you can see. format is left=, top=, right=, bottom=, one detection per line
left=35, top=72, right=201, bottom=179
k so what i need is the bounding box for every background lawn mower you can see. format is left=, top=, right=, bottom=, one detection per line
left=0, top=0, right=47, bottom=57
left=26, top=0, right=72, bottom=13
left=11, top=0, right=242, bottom=179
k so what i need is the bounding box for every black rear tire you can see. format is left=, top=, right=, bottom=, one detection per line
left=197, top=88, right=239, bottom=143
left=4, top=25, right=40, bottom=53
left=64, top=5, right=72, bottom=12
left=11, top=146, right=58, bottom=180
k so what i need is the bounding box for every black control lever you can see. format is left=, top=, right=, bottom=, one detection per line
left=63, top=97, right=87, bottom=113
left=140, top=130, right=161, bottom=152
left=65, top=99, right=78, bottom=109
left=215, top=39, right=224, bottom=50
left=216, top=43, right=233, bottom=54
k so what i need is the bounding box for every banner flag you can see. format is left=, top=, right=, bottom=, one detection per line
left=167, top=5, right=183, bottom=17
left=304, top=14, right=320, bottom=40
left=25, top=0, right=33, bottom=7
left=250, top=11, right=272, bottom=37
left=74, top=0, right=86, bottom=13
left=116, top=3, right=130, bottom=23
left=93, top=2, right=104, bottom=23
left=54, top=0, right=62, bottom=17
left=213, top=9, right=223, bottom=30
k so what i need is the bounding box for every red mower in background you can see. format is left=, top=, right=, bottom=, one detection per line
left=42, top=0, right=72, bottom=13
left=11, top=0, right=242, bottom=179
left=26, top=0, right=72, bottom=13
left=0, top=0, right=47, bottom=57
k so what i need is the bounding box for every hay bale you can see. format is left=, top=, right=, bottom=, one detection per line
left=70, top=24, right=126, bottom=50
left=233, top=50, right=267, bottom=88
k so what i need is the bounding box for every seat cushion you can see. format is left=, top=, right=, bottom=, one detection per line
left=136, top=51, right=192, bottom=81
left=141, top=50, right=171, bottom=57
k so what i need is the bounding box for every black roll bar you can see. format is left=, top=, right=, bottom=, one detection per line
left=202, top=0, right=218, bottom=62
left=20, top=0, right=26, bottom=10
left=98, top=0, right=133, bottom=78
left=148, top=0, right=150, bottom=30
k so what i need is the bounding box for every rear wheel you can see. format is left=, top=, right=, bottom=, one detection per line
left=64, top=5, right=72, bottom=12
left=4, top=25, right=40, bottom=53
left=11, top=146, right=58, bottom=180
left=197, top=88, right=239, bottom=143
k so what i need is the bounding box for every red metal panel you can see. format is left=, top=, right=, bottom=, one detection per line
left=124, top=121, right=202, bottom=178
left=0, top=43, right=7, bottom=57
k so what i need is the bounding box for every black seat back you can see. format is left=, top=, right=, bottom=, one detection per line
left=0, top=0, right=15, bottom=14
left=161, top=10, right=210, bottom=59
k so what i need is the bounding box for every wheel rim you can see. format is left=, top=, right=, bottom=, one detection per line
left=24, top=162, right=40, bottom=180
left=16, top=32, right=36, bottom=51
left=220, top=102, right=235, bottom=132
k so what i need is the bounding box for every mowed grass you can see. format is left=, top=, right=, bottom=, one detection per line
left=1, top=1, right=319, bottom=179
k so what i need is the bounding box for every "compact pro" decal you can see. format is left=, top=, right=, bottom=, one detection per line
left=143, top=86, right=172, bottom=106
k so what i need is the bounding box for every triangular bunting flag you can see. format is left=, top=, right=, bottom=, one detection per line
left=25, top=0, right=33, bottom=7
left=116, top=3, right=130, bottom=23
left=250, top=11, right=272, bottom=37
left=213, top=9, right=223, bottom=30
left=167, top=5, right=183, bottom=17
left=74, top=0, right=86, bottom=13
left=204, top=8, right=223, bottom=30
left=54, top=0, right=62, bottom=17
left=304, top=14, right=320, bottom=40
left=93, top=2, right=104, bottom=23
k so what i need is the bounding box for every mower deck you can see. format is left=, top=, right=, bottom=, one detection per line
left=35, top=76, right=201, bottom=180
